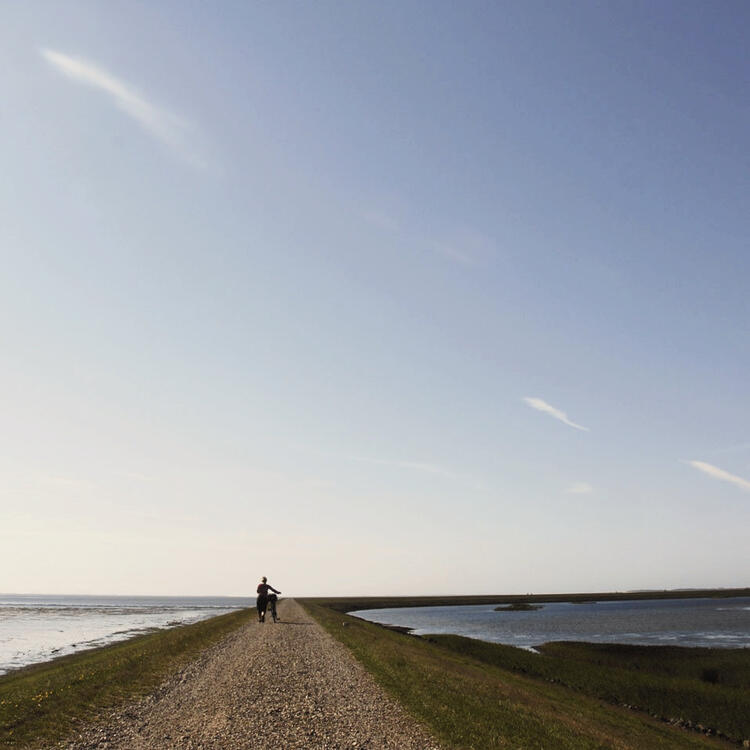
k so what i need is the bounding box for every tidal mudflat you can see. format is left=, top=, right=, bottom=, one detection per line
left=0, top=594, right=246, bottom=675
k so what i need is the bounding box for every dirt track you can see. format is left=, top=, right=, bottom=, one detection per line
left=56, top=599, right=441, bottom=749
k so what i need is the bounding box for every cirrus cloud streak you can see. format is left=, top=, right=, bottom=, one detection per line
left=687, top=460, right=750, bottom=492
left=565, top=482, right=593, bottom=494
left=40, top=48, right=206, bottom=169
left=523, top=397, right=589, bottom=431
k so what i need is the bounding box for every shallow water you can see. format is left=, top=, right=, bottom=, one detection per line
left=353, top=596, right=750, bottom=650
left=0, top=594, right=248, bottom=674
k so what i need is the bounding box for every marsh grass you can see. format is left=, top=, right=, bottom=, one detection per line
left=430, top=636, right=750, bottom=743
left=302, top=599, right=739, bottom=749
left=0, top=608, right=252, bottom=748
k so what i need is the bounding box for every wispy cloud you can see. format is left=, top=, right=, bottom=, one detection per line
left=686, top=460, right=750, bottom=493
left=344, top=455, right=485, bottom=490
left=348, top=455, right=461, bottom=480
left=41, top=476, right=97, bottom=490
left=361, top=208, right=400, bottom=232
left=432, top=229, right=496, bottom=267
left=523, top=397, right=589, bottom=432
left=40, top=48, right=206, bottom=168
left=565, top=482, right=593, bottom=494
left=432, top=241, right=478, bottom=266
left=358, top=206, right=494, bottom=267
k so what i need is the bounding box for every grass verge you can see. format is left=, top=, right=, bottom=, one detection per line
left=0, top=608, right=253, bottom=748
left=301, top=599, right=737, bottom=749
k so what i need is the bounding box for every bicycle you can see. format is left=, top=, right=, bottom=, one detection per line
left=267, top=593, right=280, bottom=622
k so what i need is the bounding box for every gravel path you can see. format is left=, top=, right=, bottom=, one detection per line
left=56, top=599, right=442, bottom=750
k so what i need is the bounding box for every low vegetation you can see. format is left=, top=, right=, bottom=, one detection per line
left=302, top=597, right=748, bottom=749
left=430, top=636, right=750, bottom=743
left=0, top=608, right=252, bottom=748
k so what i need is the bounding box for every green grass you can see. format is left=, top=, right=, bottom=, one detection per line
left=301, top=599, right=739, bottom=749
left=0, top=608, right=253, bottom=748
left=429, top=636, right=750, bottom=743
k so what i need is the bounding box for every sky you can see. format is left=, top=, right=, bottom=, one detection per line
left=1, top=1, right=749, bottom=597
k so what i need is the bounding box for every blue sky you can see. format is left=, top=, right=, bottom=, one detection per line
left=2, top=1, right=748, bottom=596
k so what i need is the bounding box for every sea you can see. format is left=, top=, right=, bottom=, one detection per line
left=352, top=596, right=750, bottom=650
left=0, top=594, right=249, bottom=675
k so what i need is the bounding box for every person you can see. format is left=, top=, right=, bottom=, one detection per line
left=256, top=576, right=280, bottom=623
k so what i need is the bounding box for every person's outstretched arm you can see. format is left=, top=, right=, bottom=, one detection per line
left=270, top=585, right=281, bottom=594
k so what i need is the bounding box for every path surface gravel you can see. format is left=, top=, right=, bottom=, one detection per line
left=55, top=599, right=442, bottom=749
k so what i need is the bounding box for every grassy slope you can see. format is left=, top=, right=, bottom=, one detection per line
left=0, top=608, right=253, bottom=748
left=301, top=600, right=734, bottom=750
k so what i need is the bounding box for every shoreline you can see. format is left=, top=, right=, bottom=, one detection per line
left=307, top=586, right=750, bottom=613
left=0, top=596, right=246, bottom=677
left=346, top=592, right=750, bottom=652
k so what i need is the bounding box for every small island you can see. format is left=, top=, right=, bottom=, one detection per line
left=494, top=603, right=543, bottom=612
